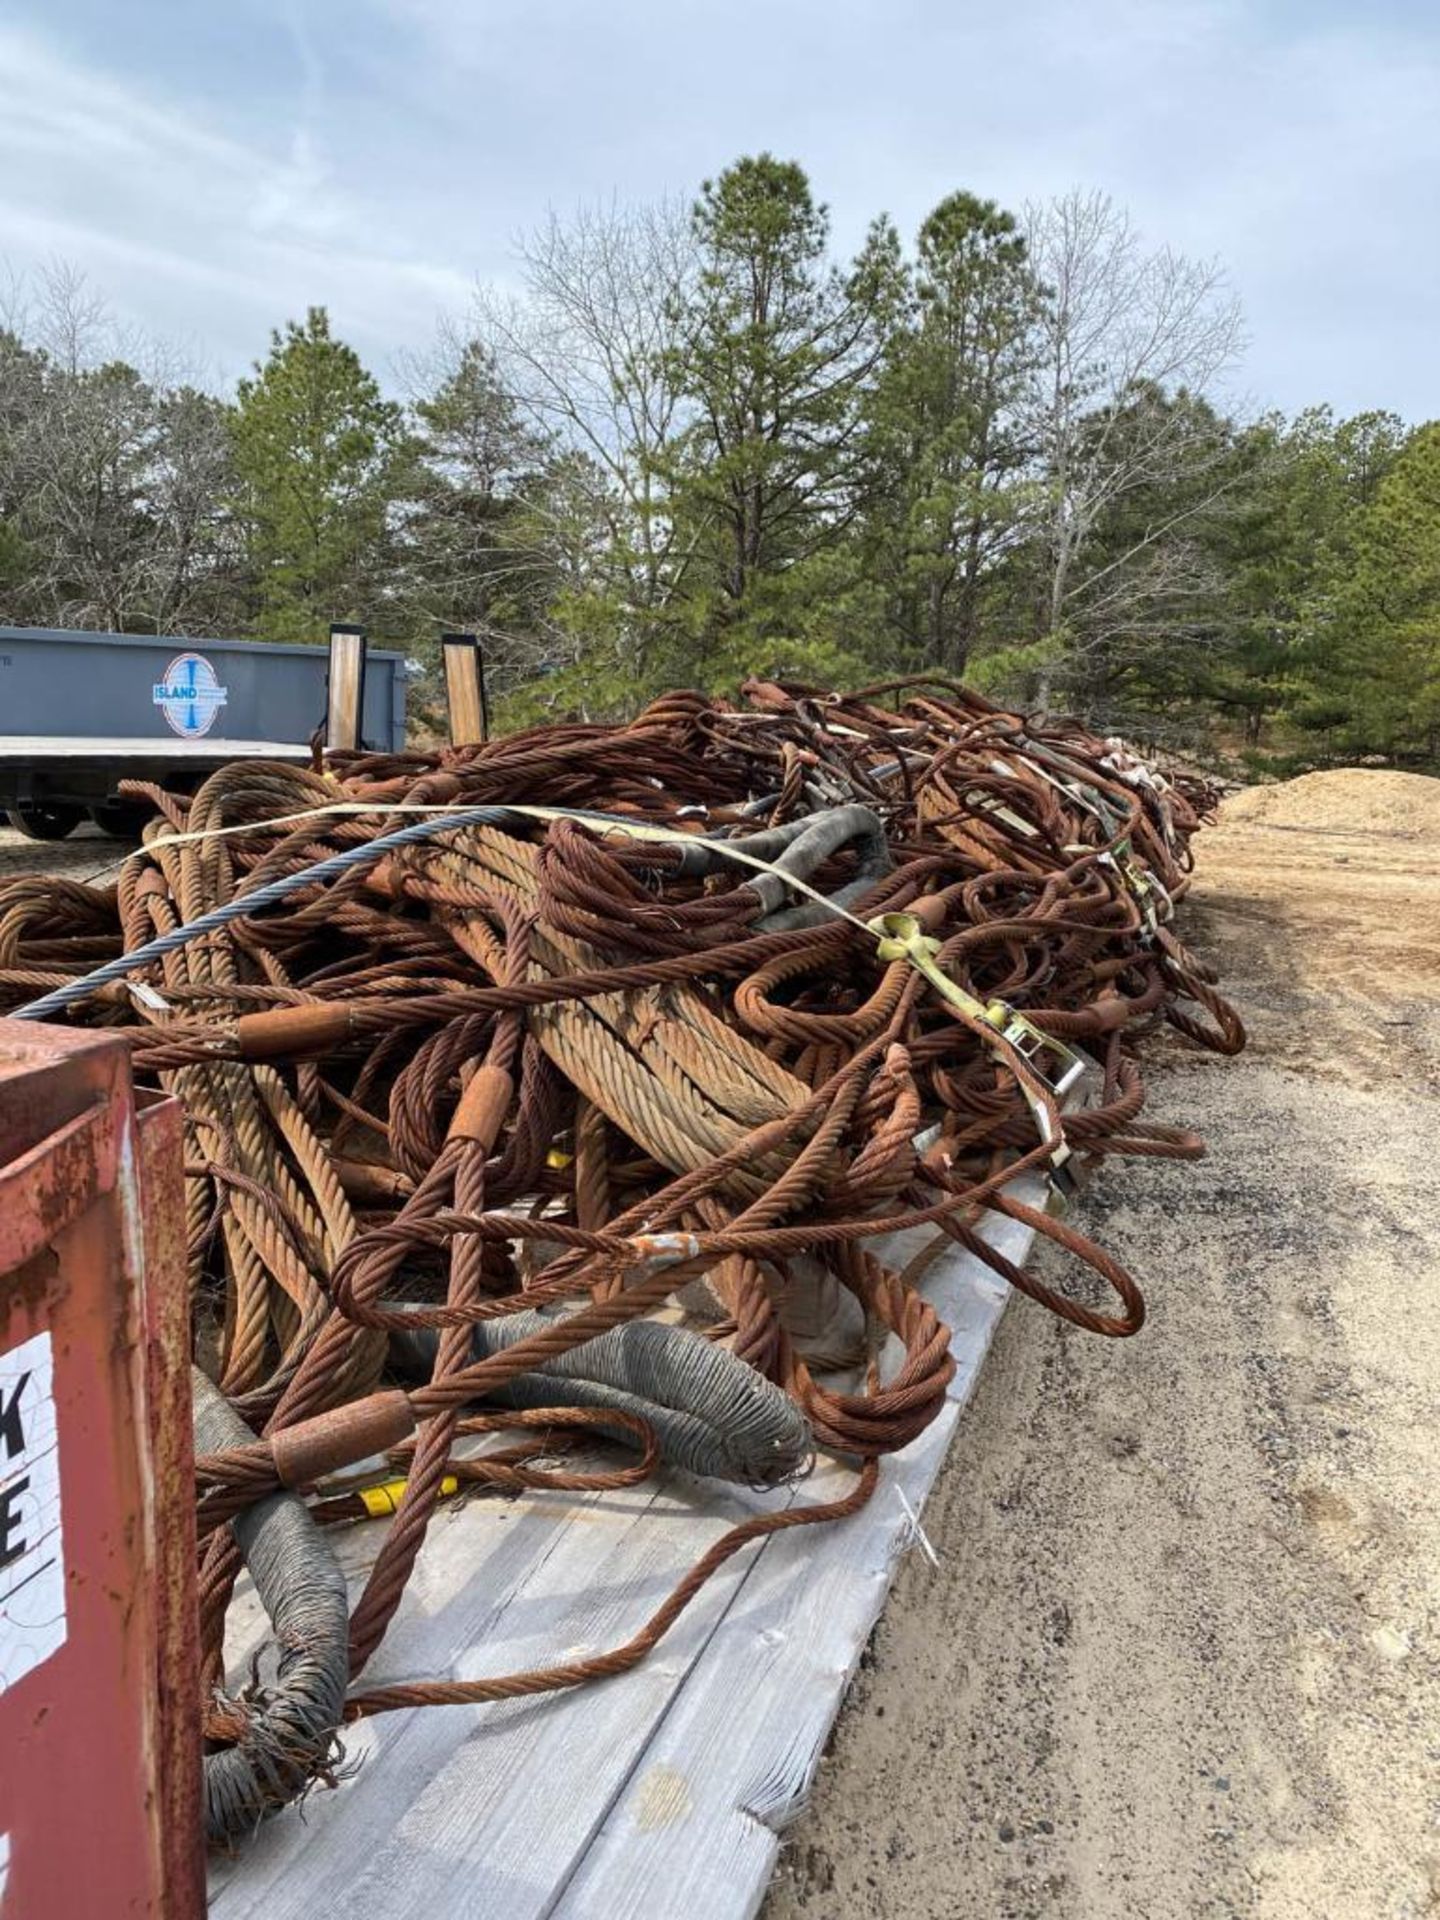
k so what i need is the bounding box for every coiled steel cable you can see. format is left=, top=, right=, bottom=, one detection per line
left=0, top=677, right=1243, bottom=1839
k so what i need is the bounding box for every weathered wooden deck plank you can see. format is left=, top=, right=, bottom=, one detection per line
left=210, top=1191, right=1035, bottom=1919
left=552, top=1214, right=1023, bottom=1920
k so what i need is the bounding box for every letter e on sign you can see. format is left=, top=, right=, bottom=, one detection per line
left=0, top=1331, right=66, bottom=1695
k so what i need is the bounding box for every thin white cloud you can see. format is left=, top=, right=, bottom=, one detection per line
left=1, top=4, right=1435, bottom=416
left=0, top=21, right=471, bottom=374
left=362, top=0, right=1438, bottom=416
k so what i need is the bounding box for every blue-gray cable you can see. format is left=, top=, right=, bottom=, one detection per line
left=10, top=799, right=877, bottom=1024
left=10, top=807, right=522, bottom=1023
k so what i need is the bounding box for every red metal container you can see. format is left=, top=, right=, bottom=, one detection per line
left=0, top=1019, right=202, bottom=1919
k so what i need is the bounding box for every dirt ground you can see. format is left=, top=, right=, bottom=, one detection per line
left=765, top=803, right=1440, bottom=1920
left=0, top=819, right=122, bottom=880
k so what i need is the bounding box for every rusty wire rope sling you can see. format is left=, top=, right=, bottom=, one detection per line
left=6, top=801, right=893, bottom=1023
left=7, top=806, right=609, bottom=1024
left=0, top=676, right=1244, bottom=1841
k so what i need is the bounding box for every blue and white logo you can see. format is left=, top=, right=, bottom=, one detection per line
left=153, top=652, right=228, bottom=739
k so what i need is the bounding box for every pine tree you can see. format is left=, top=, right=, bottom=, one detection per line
left=404, top=339, right=552, bottom=657
left=231, top=308, right=411, bottom=644
left=662, top=155, right=901, bottom=673
left=862, top=193, right=1039, bottom=675
left=1307, top=420, right=1440, bottom=758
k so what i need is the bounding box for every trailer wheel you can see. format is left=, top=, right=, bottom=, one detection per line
left=5, top=802, right=84, bottom=841
left=88, top=802, right=150, bottom=841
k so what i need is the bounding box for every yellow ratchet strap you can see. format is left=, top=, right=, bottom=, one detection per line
left=869, top=911, right=1088, bottom=1169
left=1100, top=840, right=1174, bottom=940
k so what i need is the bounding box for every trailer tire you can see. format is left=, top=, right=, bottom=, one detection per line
left=5, top=803, right=84, bottom=841
left=88, top=801, right=150, bottom=841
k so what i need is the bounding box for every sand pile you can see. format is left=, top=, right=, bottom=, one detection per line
left=1222, top=768, right=1440, bottom=837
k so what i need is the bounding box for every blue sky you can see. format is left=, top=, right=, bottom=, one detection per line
left=2, top=0, right=1435, bottom=418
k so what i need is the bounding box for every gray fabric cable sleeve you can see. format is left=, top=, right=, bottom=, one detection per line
left=192, top=1368, right=352, bottom=1846
left=668, top=804, right=892, bottom=930
left=390, top=1312, right=810, bottom=1487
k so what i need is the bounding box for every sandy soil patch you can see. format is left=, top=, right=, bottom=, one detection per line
left=766, top=795, right=1440, bottom=1920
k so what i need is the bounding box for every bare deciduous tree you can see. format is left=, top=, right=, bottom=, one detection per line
left=1021, top=192, right=1246, bottom=703
left=148, top=386, right=243, bottom=633
left=475, top=199, right=701, bottom=633
left=0, top=262, right=241, bottom=634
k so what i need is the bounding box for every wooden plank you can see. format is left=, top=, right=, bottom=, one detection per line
left=209, top=1468, right=797, bottom=1918
left=552, top=1209, right=1028, bottom=1920
left=210, top=1193, right=1037, bottom=1919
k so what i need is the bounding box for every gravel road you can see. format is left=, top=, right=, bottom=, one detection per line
left=0, top=819, right=123, bottom=881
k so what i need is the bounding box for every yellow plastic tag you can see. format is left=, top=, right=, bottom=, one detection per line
left=359, top=1474, right=459, bottom=1517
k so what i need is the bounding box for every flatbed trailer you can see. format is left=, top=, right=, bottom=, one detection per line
left=0, top=627, right=407, bottom=837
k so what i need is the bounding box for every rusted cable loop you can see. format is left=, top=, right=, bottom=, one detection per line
left=0, top=678, right=1238, bottom=1845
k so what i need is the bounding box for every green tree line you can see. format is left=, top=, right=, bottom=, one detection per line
left=1, top=164, right=1434, bottom=766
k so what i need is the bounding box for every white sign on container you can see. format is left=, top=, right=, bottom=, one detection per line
left=0, top=1330, right=67, bottom=1696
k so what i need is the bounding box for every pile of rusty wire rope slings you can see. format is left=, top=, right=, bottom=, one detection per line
left=0, top=674, right=1244, bottom=1843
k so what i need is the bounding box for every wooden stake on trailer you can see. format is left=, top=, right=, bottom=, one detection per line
left=441, top=633, right=489, bottom=744
left=326, top=626, right=367, bottom=751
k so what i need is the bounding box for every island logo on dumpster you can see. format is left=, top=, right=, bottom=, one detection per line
left=152, top=651, right=228, bottom=738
